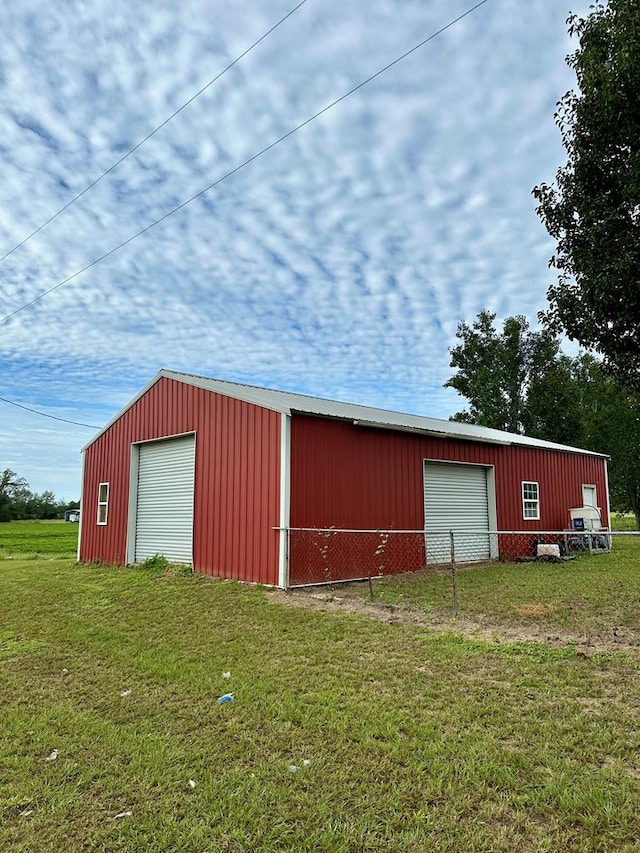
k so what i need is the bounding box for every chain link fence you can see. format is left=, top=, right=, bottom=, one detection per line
left=285, top=527, right=614, bottom=590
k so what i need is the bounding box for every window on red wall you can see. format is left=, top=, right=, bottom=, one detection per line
left=522, top=481, right=539, bottom=520
left=97, top=483, right=109, bottom=525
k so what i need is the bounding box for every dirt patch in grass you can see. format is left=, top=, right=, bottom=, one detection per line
left=268, top=587, right=640, bottom=656
left=512, top=603, right=555, bottom=618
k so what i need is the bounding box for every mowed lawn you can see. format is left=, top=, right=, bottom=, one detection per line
left=365, top=535, right=640, bottom=645
left=0, top=520, right=78, bottom=559
left=0, top=527, right=639, bottom=851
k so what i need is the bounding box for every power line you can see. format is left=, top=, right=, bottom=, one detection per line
left=0, top=0, right=310, bottom=264
left=0, top=394, right=100, bottom=429
left=0, top=0, right=490, bottom=327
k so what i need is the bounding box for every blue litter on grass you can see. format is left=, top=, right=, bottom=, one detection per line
left=217, top=692, right=234, bottom=704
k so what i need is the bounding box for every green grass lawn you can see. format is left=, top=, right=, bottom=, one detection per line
left=611, top=514, right=639, bottom=532
left=0, top=519, right=78, bottom=559
left=1, top=555, right=639, bottom=852
left=356, top=535, right=640, bottom=646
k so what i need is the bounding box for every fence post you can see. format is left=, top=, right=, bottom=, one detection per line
left=449, top=529, right=459, bottom=616
left=286, top=527, right=291, bottom=591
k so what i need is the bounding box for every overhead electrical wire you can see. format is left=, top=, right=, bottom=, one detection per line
left=0, top=0, right=489, bottom=328
left=0, top=394, right=100, bottom=428
left=0, top=0, right=311, bottom=264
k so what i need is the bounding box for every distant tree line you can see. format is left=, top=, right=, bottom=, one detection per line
left=0, top=469, right=79, bottom=523
left=446, top=310, right=640, bottom=528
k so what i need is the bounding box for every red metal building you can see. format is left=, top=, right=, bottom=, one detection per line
left=79, top=370, right=610, bottom=586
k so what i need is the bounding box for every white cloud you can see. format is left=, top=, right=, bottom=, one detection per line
left=0, top=0, right=591, bottom=497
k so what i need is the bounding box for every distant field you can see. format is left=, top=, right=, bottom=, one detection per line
left=1, top=558, right=639, bottom=853
left=611, top=513, right=639, bottom=532
left=0, top=520, right=78, bottom=558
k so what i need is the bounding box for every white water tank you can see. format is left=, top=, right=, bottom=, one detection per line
left=569, top=506, right=602, bottom=531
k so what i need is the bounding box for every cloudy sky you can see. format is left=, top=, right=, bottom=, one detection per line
left=1, top=0, right=588, bottom=500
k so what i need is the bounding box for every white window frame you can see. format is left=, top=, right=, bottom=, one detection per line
left=522, top=481, right=539, bottom=520
left=97, top=482, right=109, bottom=526
left=582, top=484, right=597, bottom=508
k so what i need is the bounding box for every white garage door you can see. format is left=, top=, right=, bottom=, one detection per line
left=135, top=435, right=195, bottom=564
left=423, top=462, right=491, bottom=563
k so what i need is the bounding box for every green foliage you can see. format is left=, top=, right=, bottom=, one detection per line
left=0, top=469, right=29, bottom=522
left=577, top=362, right=640, bottom=526
left=446, top=310, right=580, bottom=443
left=446, top=315, right=640, bottom=527
left=140, top=553, right=170, bottom=571
left=0, top=468, right=77, bottom=522
left=172, top=562, right=194, bottom=576
left=533, top=1, right=640, bottom=388
left=0, top=558, right=638, bottom=852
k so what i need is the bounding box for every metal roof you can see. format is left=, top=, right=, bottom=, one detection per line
left=82, top=368, right=607, bottom=458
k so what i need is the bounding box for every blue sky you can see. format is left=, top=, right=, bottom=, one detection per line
left=1, top=0, right=588, bottom=500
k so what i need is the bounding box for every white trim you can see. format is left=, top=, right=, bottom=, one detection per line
left=125, top=444, right=140, bottom=565
left=190, top=431, right=197, bottom=567
left=485, top=466, right=499, bottom=558
left=423, top=457, right=493, bottom=469
left=581, top=483, right=598, bottom=508
left=97, top=482, right=109, bottom=525
left=278, top=413, right=291, bottom=589
left=279, top=527, right=614, bottom=535
left=422, top=459, right=498, bottom=553
left=522, top=481, right=540, bottom=520
left=77, top=453, right=85, bottom=561
left=355, top=419, right=508, bottom=446
left=423, top=458, right=496, bottom=562
left=604, top=458, right=612, bottom=532
left=127, top=431, right=197, bottom=565
left=81, top=368, right=609, bottom=459
left=130, top=429, right=196, bottom=447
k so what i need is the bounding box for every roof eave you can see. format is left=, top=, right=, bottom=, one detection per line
left=81, top=368, right=609, bottom=460
left=80, top=370, right=167, bottom=452
left=351, top=418, right=511, bottom=446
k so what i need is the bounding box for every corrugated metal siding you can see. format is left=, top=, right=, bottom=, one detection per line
left=79, top=377, right=281, bottom=583
left=289, top=414, right=609, bottom=532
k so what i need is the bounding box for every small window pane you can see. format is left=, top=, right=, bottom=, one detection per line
left=97, top=483, right=109, bottom=526
left=522, top=482, right=539, bottom=520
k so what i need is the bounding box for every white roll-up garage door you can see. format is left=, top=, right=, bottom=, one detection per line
left=134, top=435, right=196, bottom=564
left=423, top=462, right=491, bottom=563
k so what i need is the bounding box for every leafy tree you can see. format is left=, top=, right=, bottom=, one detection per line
left=522, top=354, right=586, bottom=446
left=445, top=310, right=566, bottom=439
left=533, top=1, right=640, bottom=389
left=0, top=469, right=29, bottom=522
left=0, top=470, right=75, bottom=521
left=33, top=490, right=59, bottom=520
left=577, top=358, right=640, bottom=528
left=446, top=320, right=640, bottom=528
